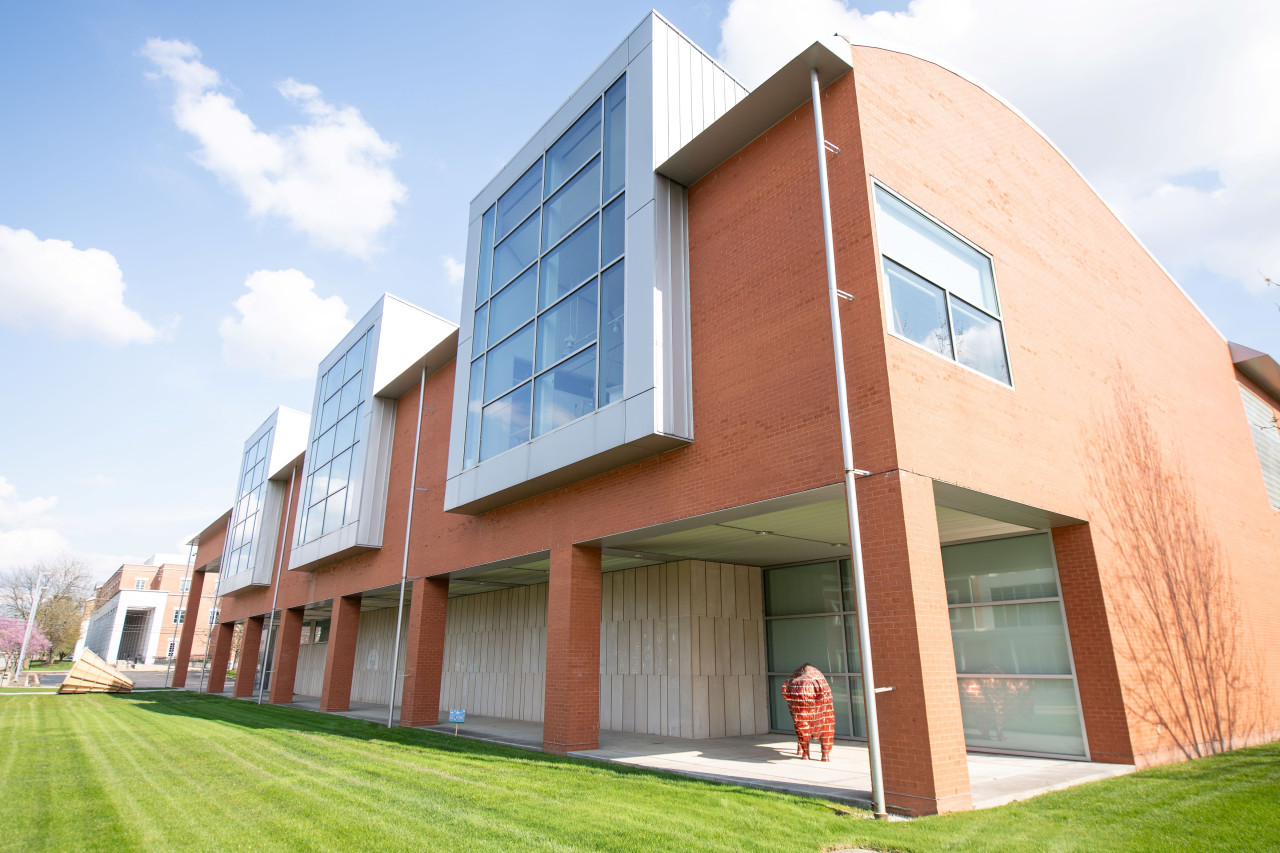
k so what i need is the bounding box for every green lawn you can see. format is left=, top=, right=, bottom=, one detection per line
left=1, top=692, right=1277, bottom=853
left=26, top=660, right=75, bottom=671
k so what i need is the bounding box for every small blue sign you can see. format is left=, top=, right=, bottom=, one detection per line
left=448, top=709, right=466, bottom=723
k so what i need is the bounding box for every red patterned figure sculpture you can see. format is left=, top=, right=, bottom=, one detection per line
left=782, top=663, right=837, bottom=761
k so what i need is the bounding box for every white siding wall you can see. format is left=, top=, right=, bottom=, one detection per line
left=600, top=561, right=767, bottom=738
left=295, top=641, right=326, bottom=697
left=438, top=584, right=548, bottom=722
left=290, top=608, right=409, bottom=704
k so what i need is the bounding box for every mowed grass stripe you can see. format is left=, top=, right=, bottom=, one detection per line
left=4, top=692, right=1280, bottom=853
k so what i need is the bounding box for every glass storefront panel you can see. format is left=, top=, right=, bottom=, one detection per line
left=765, top=561, right=843, bottom=617
left=957, top=677, right=1085, bottom=757
left=943, top=533, right=1059, bottom=604
left=950, top=601, right=1072, bottom=675
left=767, top=615, right=849, bottom=675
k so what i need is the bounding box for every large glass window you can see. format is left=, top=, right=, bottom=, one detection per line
left=943, top=533, right=1086, bottom=757
left=464, top=74, right=627, bottom=466
left=764, top=560, right=865, bottom=739
left=300, top=332, right=369, bottom=543
left=1239, top=385, right=1280, bottom=509
left=225, top=428, right=273, bottom=576
left=875, top=185, right=1010, bottom=384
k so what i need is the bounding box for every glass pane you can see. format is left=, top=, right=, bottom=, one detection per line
left=767, top=616, right=849, bottom=674
left=875, top=186, right=997, bottom=314
left=540, top=215, right=599, bottom=309
left=601, top=194, right=624, bottom=265
left=483, top=322, right=534, bottom=402
left=323, top=360, right=344, bottom=401
left=850, top=676, right=866, bottom=738
left=603, top=75, right=626, bottom=199
left=322, top=488, right=347, bottom=535
left=304, top=501, right=324, bottom=542
left=333, top=408, right=357, bottom=452
left=536, top=280, right=597, bottom=371
left=463, top=357, right=484, bottom=468
left=546, top=101, right=601, bottom=197
left=599, top=261, right=624, bottom=405
left=958, top=677, right=1085, bottom=756
left=950, top=602, right=1071, bottom=675
left=768, top=674, right=854, bottom=739
left=942, top=534, right=1058, bottom=604
left=885, top=259, right=952, bottom=357
left=343, top=336, right=365, bottom=380
left=843, top=613, right=862, bottom=674
left=496, top=158, right=542, bottom=239
left=489, top=266, right=536, bottom=345
left=471, top=303, right=489, bottom=358
left=492, top=210, right=540, bottom=290
left=951, top=296, right=1010, bottom=384
left=476, top=206, right=495, bottom=308
left=543, top=156, right=600, bottom=249
left=764, top=562, right=843, bottom=617
left=339, top=373, right=362, bottom=415
left=311, top=462, right=331, bottom=501
left=328, top=448, right=353, bottom=496
left=319, top=393, right=339, bottom=431
left=314, top=425, right=336, bottom=464
left=480, top=382, right=532, bottom=461
left=840, top=559, right=854, bottom=612
left=533, top=345, right=597, bottom=436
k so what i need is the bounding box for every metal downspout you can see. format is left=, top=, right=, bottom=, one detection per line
left=258, top=463, right=297, bottom=704
left=809, top=66, right=888, bottom=820
left=388, top=365, right=427, bottom=728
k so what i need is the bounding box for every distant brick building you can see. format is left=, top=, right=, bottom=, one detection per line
left=81, top=557, right=217, bottom=665
left=173, top=14, right=1280, bottom=816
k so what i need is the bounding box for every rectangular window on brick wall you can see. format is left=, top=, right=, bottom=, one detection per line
left=874, top=183, right=1012, bottom=385
left=172, top=608, right=186, bottom=626
left=1239, top=385, right=1280, bottom=509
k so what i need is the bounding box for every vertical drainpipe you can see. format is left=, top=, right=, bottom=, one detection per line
left=809, top=66, right=888, bottom=820
left=388, top=364, right=427, bottom=728
left=258, top=463, right=297, bottom=704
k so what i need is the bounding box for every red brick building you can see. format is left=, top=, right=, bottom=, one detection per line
left=172, top=15, right=1280, bottom=815
left=81, top=557, right=216, bottom=665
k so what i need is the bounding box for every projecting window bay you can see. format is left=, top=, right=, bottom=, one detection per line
left=464, top=75, right=627, bottom=468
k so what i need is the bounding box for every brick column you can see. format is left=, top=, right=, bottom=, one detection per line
left=205, top=621, right=235, bottom=694
left=543, top=545, right=601, bottom=754
left=860, top=470, right=971, bottom=815
left=170, top=569, right=205, bottom=688
left=321, top=594, right=361, bottom=712
left=233, top=615, right=264, bottom=699
left=269, top=607, right=306, bottom=705
left=399, top=576, right=450, bottom=727
left=1052, top=524, right=1134, bottom=764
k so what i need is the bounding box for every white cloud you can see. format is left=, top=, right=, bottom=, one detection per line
left=0, top=477, right=72, bottom=571
left=219, top=269, right=353, bottom=379
left=442, top=255, right=464, bottom=291
left=140, top=38, right=407, bottom=258
left=0, top=226, right=163, bottom=345
left=717, top=0, right=1280, bottom=291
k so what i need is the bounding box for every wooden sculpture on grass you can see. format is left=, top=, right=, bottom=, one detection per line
left=782, top=663, right=836, bottom=761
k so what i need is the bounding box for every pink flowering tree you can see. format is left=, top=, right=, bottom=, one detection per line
left=0, top=616, right=51, bottom=672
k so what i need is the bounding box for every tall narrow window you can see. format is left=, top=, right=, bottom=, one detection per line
left=464, top=74, right=627, bottom=465
left=226, top=427, right=273, bottom=577
left=1239, top=385, right=1280, bottom=509
left=875, top=185, right=1010, bottom=384
left=300, top=332, right=369, bottom=543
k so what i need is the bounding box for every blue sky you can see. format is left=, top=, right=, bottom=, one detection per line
left=1, top=0, right=1276, bottom=580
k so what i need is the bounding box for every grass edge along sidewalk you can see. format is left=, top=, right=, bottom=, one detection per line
left=1, top=691, right=1277, bottom=853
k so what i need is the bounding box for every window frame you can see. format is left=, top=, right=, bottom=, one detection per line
left=871, top=179, right=1015, bottom=389
left=464, top=72, right=628, bottom=467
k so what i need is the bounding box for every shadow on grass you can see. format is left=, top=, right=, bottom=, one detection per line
left=113, top=690, right=859, bottom=810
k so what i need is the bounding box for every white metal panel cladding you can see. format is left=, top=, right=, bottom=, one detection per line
left=445, top=12, right=736, bottom=514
